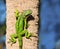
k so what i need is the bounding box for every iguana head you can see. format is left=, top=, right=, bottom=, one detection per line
left=22, top=9, right=32, bottom=17
left=15, top=9, right=32, bottom=18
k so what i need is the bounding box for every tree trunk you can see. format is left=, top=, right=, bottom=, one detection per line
left=6, top=0, right=39, bottom=49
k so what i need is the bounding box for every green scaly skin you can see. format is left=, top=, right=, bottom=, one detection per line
left=9, top=9, right=33, bottom=49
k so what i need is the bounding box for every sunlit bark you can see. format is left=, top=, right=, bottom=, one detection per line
left=6, top=0, right=39, bottom=49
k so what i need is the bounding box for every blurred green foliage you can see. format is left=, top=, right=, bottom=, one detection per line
left=0, top=21, right=6, bottom=34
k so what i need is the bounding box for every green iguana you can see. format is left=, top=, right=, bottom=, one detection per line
left=9, top=9, right=35, bottom=49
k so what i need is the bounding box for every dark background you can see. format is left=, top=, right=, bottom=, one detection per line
left=0, top=0, right=6, bottom=49
left=39, top=0, right=60, bottom=49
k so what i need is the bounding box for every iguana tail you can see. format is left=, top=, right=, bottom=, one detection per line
left=18, top=35, right=22, bottom=49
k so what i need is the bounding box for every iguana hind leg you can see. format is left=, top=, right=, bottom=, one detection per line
left=9, top=33, right=17, bottom=43
left=25, top=31, right=32, bottom=39
left=19, top=29, right=32, bottom=39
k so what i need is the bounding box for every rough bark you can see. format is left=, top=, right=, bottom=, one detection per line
left=6, top=0, right=39, bottom=49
